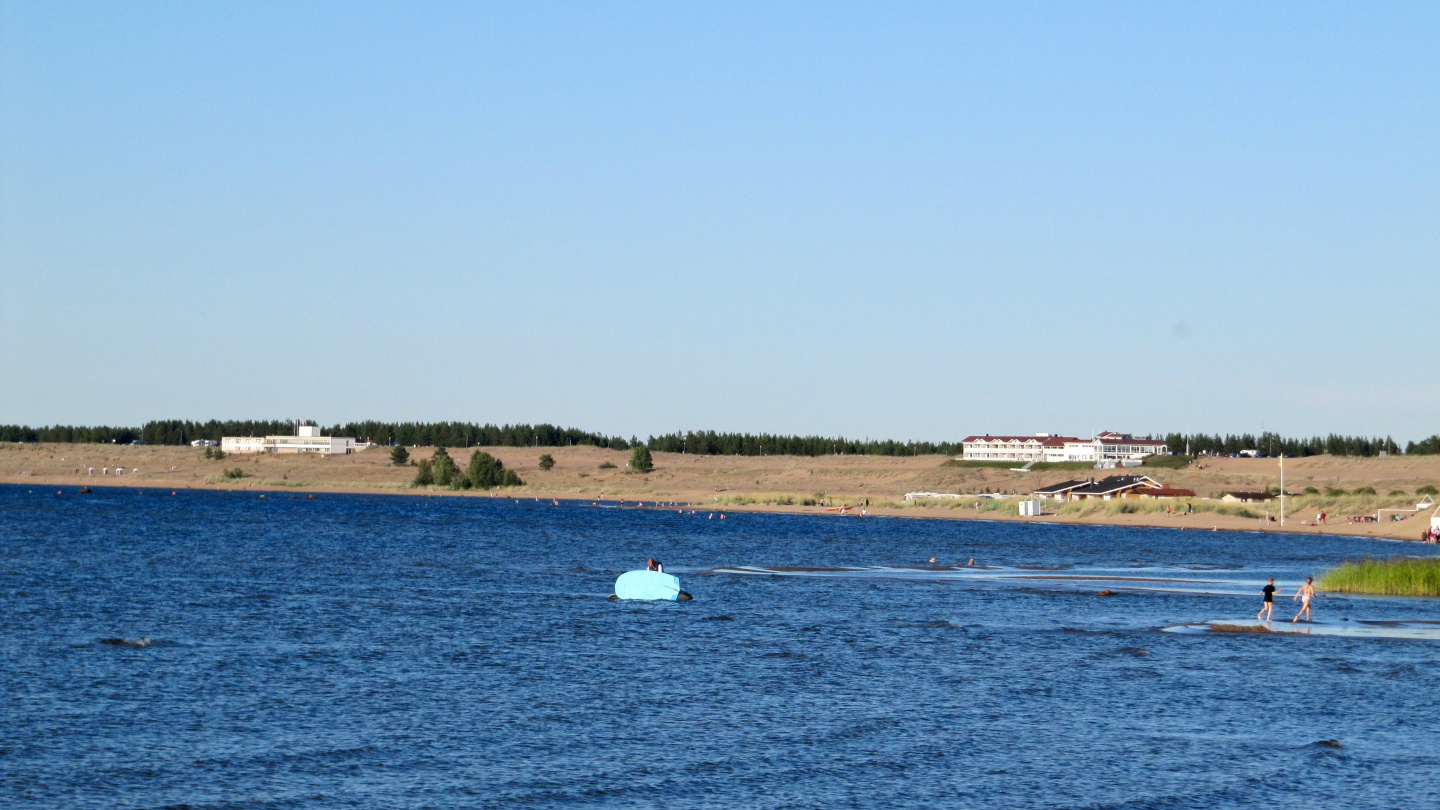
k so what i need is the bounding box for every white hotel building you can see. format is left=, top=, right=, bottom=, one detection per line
left=221, top=425, right=357, bottom=456
left=961, top=432, right=1168, bottom=464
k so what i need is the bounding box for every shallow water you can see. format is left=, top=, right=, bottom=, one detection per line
left=3, top=485, right=1440, bottom=808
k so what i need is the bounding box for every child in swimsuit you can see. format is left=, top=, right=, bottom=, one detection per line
left=1257, top=578, right=1280, bottom=621
left=1293, top=576, right=1316, bottom=622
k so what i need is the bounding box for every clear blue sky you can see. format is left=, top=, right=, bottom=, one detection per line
left=2, top=2, right=1437, bottom=442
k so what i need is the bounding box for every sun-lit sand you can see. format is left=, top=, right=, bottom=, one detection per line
left=4, top=443, right=1438, bottom=541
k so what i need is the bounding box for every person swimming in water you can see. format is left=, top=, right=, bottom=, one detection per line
left=647, top=558, right=664, bottom=573
left=1292, top=576, right=1316, bottom=622
left=1258, top=577, right=1282, bottom=622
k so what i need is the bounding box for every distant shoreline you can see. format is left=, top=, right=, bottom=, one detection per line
left=4, top=442, right=1437, bottom=543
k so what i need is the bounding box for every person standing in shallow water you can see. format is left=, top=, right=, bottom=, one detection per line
left=1293, top=577, right=1317, bottom=622
left=1257, top=578, right=1281, bottom=622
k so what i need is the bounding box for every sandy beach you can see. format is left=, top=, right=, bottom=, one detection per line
left=5, top=442, right=1438, bottom=542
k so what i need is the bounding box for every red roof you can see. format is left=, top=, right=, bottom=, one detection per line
left=1096, top=432, right=1166, bottom=446
left=1140, top=488, right=1196, bottom=497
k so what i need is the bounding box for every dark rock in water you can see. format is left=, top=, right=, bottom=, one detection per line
left=1097, top=589, right=1116, bottom=596
left=677, top=591, right=693, bottom=601
left=100, top=637, right=152, bottom=648
left=79, top=487, right=92, bottom=494
left=607, top=594, right=618, bottom=600
left=1316, top=739, right=1343, bottom=749
left=705, top=614, right=734, bottom=621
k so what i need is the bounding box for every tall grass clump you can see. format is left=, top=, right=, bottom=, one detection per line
left=1318, top=557, right=1440, bottom=597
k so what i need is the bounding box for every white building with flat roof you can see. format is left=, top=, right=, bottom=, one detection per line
left=961, top=432, right=1168, bottom=465
left=961, top=434, right=1081, bottom=462
left=221, top=425, right=357, bottom=456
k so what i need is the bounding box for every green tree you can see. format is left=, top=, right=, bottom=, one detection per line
left=390, top=446, right=410, bottom=466
left=630, top=445, right=654, bottom=474
left=467, top=451, right=524, bottom=489
left=412, top=459, right=434, bottom=486
left=431, top=447, right=460, bottom=486
left=538, top=453, right=554, bottom=471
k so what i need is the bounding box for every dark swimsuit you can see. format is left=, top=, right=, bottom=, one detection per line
left=1262, top=584, right=1276, bottom=603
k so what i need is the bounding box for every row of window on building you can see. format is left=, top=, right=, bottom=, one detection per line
left=960, top=432, right=1168, bottom=465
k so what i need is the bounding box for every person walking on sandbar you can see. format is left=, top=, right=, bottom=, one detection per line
left=1257, top=578, right=1282, bottom=622
left=1292, top=576, right=1317, bottom=623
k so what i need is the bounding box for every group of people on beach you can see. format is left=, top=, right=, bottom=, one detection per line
left=1258, top=577, right=1318, bottom=623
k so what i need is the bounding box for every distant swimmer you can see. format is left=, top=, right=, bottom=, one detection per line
left=967, top=558, right=975, bottom=567
left=647, top=558, right=664, bottom=573
left=1257, top=578, right=1281, bottom=622
left=1293, top=577, right=1317, bottom=622
left=929, top=557, right=937, bottom=564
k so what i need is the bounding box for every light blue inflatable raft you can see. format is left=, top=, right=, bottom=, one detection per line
left=614, top=570, right=692, bottom=601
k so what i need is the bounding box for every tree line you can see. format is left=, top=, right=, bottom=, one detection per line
left=0, top=419, right=633, bottom=449
left=3, top=420, right=1438, bottom=457
left=642, top=430, right=964, bottom=457
left=0, top=424, right=141, bottom=443
left=1163, top=432, right=1409, bottom=457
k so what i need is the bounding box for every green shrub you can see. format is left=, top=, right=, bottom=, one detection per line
left=1325, top=487, right=1348, bottom=497
left=630, top=445, right=654, bottom=474
left=538, top=453, right=555, bottom=471
left=1389, top=489, right=1407, bottom=496
left=431, top=448, right=460, bottom=486
left=223, top=467, right=244, bottom=480
left=412, top=459, right=434, bottom=486
left=1352, top=486, right=1377, bottom=496
left=467, top=451, right=523, bottom=489
left=598, top=461, right=617, bottom=470
left=390, top=446, right=410, bottom=466
left=1418, top=485, right=1439, bottom=496
left=1304, top=486, right=1320, bottom=495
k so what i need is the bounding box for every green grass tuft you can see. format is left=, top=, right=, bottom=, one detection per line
left=1318, top=557, right=1440, bottom=597
left=1141, top=455, right=1193, bottom=469
left=942, top=460, right=1096, bottom=471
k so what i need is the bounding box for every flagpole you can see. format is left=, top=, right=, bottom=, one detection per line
left=1279, top=456, right=1285, bottom=527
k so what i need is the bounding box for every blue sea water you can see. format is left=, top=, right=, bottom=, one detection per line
left=3, top=484, right=1440, bottom=809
